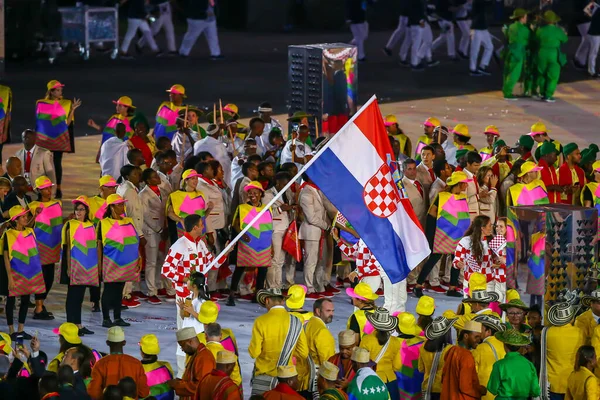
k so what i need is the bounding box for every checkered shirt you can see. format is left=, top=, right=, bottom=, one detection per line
left=161, top=235, right=226, bottom=298
left=453, top=236, right=494, bottom=283
left=338, top=239, right=381, bottom=278
left=488, top=235, right=507, bottom=283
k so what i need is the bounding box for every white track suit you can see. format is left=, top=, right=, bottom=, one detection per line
left=417, top=22, right=434, bottom=63
left=470, top=29, right=493, bottom=71
left=575, top=22, right=591, bottom=66
left=179, top=14, right=221, bottom=57
left=138, top=2, right=176, bottom=52
left=350, top=22, right=369, bottom=59
left=121, top=19, right=159, bottom=53
left=432, top=19, right=456, bottom=58
left=386, top=16, right=409, bottom=54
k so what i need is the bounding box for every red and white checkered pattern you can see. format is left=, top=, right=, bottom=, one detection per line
left=338, top=239, right=381, bottom=278
left=363, top=164, right=400, bottom=218
left=161, top=235, right=226, bottom=298
left=488, top=235, right=507, bottom=283
left=453, top=237, right=495, bottom=283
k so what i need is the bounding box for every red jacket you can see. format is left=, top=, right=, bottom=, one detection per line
left=558, top=162, right=585, bottom=205
left=538, top=159, right=560, bottom=203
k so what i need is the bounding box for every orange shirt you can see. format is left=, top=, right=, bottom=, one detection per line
left=172, top=344, right=216, bottom=400
left=87, top=354, right=150, bottom=400
left=441, top=346, right=483, bottom=400
left=263, top=383, right=305, bottom=399
left=195, top=369, right=242, bottom=400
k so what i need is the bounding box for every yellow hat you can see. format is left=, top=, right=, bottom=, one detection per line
left=197, top=301, right=220, bottom=325
left=346, top=282, right=379, bottom=301
left=106, top=193, right=127, bottom=206
left=0, top=333, right=12, bottom=355
left=593, top=160, right=600, bottom=172
left=47, top=80, right=65, bottom=90
left=34, top=176, right=54, bottom=190
left=506, top=289, right=521, bottom=303
left=107, top=326, right=125, bottom=343
left=71, top=195, right=90, bottom=209
left=384, top=115, right=398, bottom=127
left=528, top=122, right=548, bottom=136
left=446, top=171, right=472, bottom=186
left=182, top=169, right=200, bottom=180
left=351, top=347, right=370, bottom=363
left=243, top=180, right=265, bottom=193
left=484, top=125, right=500, bottom=136
left=416, top=296, right=435, bottom=316
left=277, top=365, right=298, bottom=378
left=113, top=96, right=136, bottom=109
left=518, top=161, right=543, bottom=177
left=463, top=320, right=483, bottom=333
left=452, top=124, right=470, bottom=138
left=397, top=312, right=422, bottom=336
left=139, top=334, right=160, bottom=355
left=216, top=350, right=237, bottom=364
left=53, top=322, right=82, bottom=345
left=469, top=272, right=488, bottom=291
left=166, top=84, right=187, bottom=97
left=286, top=284, right=308, bottom=310
left=319, top=361, right=339, bottom=381
left=338, top=330, right=357, bottom=346
left=223, top=104, right=239, bottom=117
left=9, top=205, right=29, bottom=221
left=99, top=175, right=118, bottom=187
left=424, top=117, right=441, bottom=127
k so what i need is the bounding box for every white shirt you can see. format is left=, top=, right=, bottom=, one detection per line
left=99, top=137, right=129, bottom=180
left=246, top=135, right=265, bottom=157
left=176, top=297, right=204, bottom=356
left=194, top=136, right=232, bottom=187
left=443, top=140, right=457, bottom=166
left=172, top=130, right=199, bottom=162
left=259, top=117, right=282, bottom=152
left=280, top=139, right=312, bottom=168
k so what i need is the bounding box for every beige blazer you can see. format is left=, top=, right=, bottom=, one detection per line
left=117, top=181, right=144, bottom=236
left=140, top=185, right=167, bottom=245
left=463, top=169, right=480, bottom=220
left=402, top=176, right=427, bottom=227
left=15, top=146, right=56, bottom=189
left=298, top=185, right=329, bottom=241
left=416, top=163, right=435, bottom=199
left=197, top=179, right=225, bottom=232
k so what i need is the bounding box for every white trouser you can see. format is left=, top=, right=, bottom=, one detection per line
left=575, top=22, right=591, bottom=65
left=138, top=2, right=176, bottom=52
left=456, top=19, right=471, bottom=55
left=175, top=297, right=186, bottom=377
left=179, top=18, right=221, bottom=57
left=432, top=19, right=456, bottom=57
left=350, top=22, right=369, bottom=59
left=417, top=22, right=433, bottom=62
left=121, top=18, right=158, bottom=53
left=386, top=16, right=409, bottom=50
left=589, top=35, right=600, bottom=75
left=361, top=275, right=381, bottom=293
left=381, top=269, right=407, bottom=314
left=303, top=240, right=325, bottom=293
left=399, top=24, right=413, bottom=61
left=409, top=25, right=424, bottom=66
left=144, top=232, right=173, bottom=296
left=267, top=229, right=286, bottom=289
left=470, top=29, right=493, bottom=71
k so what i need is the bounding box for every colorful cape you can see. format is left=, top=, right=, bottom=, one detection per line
left=29, top=200, right=63, bottom=265
left=145, top=364, right=174, bottom=400
left=432, top=192, right=470, bottom=254
left=168, top=190, right=207, bottom=238
left=100, top=217, right=140, bottom=283
left=35, top=98, right=72, bottom=152
left=396, top=338, right=425, bottom=400
left=88, top=196, right=108, bottom=226
left=154, top=102, right=185, bottom=141
left=62, top=220, right=99, bottom=286
left=414, top=135, right=432, bottom=161
left=508, top=180, right=550, bottom=206
left=0, top=228, right=45, bottom=296
left=479, top=146, right=493, bottom=162
left=528, top=231, right=546, bottom=280
left=505, top=212, right=518, bottom=277
left=0, top=85, right=12, bottom=144
left=234, top=204, right=273, bottom=267
left=101, top=114, right=133, bottom=144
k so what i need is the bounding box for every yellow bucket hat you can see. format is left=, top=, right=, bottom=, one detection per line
left=397, top=312, right=422, bottom=336
left=99, top=175, right=118, bottom=187
left=197, top=301, right=220, bottom=325
left=346, top=282, right=379, bottom=301
left=106, top=193, right=127, bottom=206
left=484, top=125, right=500, bottom=136
left=47, top=80, right=64, bottom=90
left=139, top=334, right=160, bottom=355
left=528, top=122, right=548, bottom=136
left=35, top=176, right=54, bottom=190
left=0, top=333, right=12, bottom=355
left=446, top=171, right=472, bottom=186
left=53, top=322, right=82, bottom=345
left=452, top=123, right=470, bottom=138
left=416, top=296, right=435, bottom=316
left=113, top=96, right=135, bottom=109
left=166, top=84, right=187, bottom=98
left=384, top=115, right=398, bottom=127
left=518, top=161, right=543, bottom=177
left=424, top=117, right=440, bottom=127
left=286, top=284, right=308, bottom=310
left=9, top=205, right=29, bottom=221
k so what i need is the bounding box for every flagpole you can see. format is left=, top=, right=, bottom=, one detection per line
left=206, top=95, right=379, bottom=270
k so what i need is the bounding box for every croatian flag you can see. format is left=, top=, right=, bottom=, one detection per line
left=306, top=96, right=430, bottom=282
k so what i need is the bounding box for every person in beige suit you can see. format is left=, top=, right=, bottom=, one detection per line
left=140, top=168, right=175, bottom=304
left=15, top=129, right=56, bottom=194
left=463, top=151, right=482, bottom=220
left=298, top=174, right=330, bottom=299
left=416, top=145, right=436, bottom=199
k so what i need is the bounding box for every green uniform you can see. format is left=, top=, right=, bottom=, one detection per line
left=535, top=24, right=568, bottom=99
left=487, top=352, right=541, bottom=399
left=502, top=21, right=531, bottom=97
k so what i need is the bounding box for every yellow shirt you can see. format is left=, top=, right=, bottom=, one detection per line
left=297, top=316, right=336, bottom=391
left=359, top=333, right=401, bottom=383
left=576, top=309, right=600, bottom=345
left=48, top=352, right=64, bottom=373
left=566, top=367, right=600, bottom=400
left=418, top=344, right=453, bottom=394
left=472, top=336, right=506, bottom=400
left=206, top=341, right=242, bottom=387
left=248, top=306, right=309, bottom=377
left=443, top=308, right=501, bottom=332
left=547, top=324, right=585, bottom=394
left=290, top=310, right=313, bottom=325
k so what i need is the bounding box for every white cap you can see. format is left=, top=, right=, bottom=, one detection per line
left=176, top=327, right=197, bottom=342
left=107, top=327, right=125, bottom=343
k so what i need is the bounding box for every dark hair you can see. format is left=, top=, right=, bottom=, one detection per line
left=156, top=136, right=171, bottom=150
left=242, top=162, right=258, bottom=176
left=209, top=159, right=222, bottom=175
left=275, top=171, right=291, bottom=182
left=102, top=385, right=123, bottom=400
left=464, top=215, right=491, bottom=262
left=421, top=145, right=434, bottom=155
left=195, top=161, right=212, bottom=176
left=279, top=162, right=297, bottom=174
left=68, top=345, right=94, bottom=379
left=59, top=335, right=79, bottom=353
left=528, top=303, right=542, bottom=317
left=575, top=345, right=596, bottom=370
left=258, top=161, right=274, bottom=174
left=188, top=271, right=210, bottom=300
left=39, top=373, right=60, bottom=397
left=72, top=202, right=91, bottom=223
left=376, top=330, right=390, bottom=346
left=141, top=167, right=157, bottom=184
left=433, top=159, right=449, bottom=178
left=301, top=172, right=311, bottom=183
left=250, top=117, right=265, bottom=128
left=268, top=128, right=283, bottom=143
left=476, top=165, right=493, bottom=187
left=314, top=137, right=327, bottom=148
left=466, top=151, right=482, bottom=165
left=118, top=376, right=137, bottom=398
left=402, top=158, right=417, bottom=169
left=162, top=149, right=177, bottom=160
left=205, top=323, right=222, bottom=338
left=119, top=164, right=137, bottom=181
left=184, top=155, right=201, bottom=172
left=313, top=298, right=333, bottom=313
left=500, top=159, right=526, bottom=189
left=417, top=315, right=433, bottom=331
left=248, top=154, right=263, bottom=164
left=245, top=137, right=257, bottom=145
left=126, top=148, right=143, bottom=165
left=115, top=123, right=126, bottom=133
left=57, top=364, right=74, bottom=386
left=506, top=344, right=523, bottom=352
left=198, top=151, right=214, bottom=161
left=184, top=214, right=202, bottom=232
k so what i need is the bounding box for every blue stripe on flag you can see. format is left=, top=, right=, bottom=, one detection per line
left=307, top=148, right=411, bottom=283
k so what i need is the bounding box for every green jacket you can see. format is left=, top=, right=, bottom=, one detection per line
left=487, top=352, right=541, bottom=400
left=535, top=24, right=568, bottom=50
left=506, top=22, right=531, bottom=61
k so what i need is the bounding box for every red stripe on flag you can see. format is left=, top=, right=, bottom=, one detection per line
left=353, top=100, right=394, bottom=164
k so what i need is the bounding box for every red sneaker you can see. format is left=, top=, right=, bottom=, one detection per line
left=131, top=291, right=148, bottom=299
left=239, top=294, right=254, bottom=302
left=343, top=278, right=351, bottom=284
left=375, top=288, right=384, bottom=295
left=157, top=289, right=167, bottom=297
left=319, top=291, right=334, bottom=298
left=407, top=284, right=416, bottom=292
left=122, top=298, right=141, bottom=309
left=305, top=292, right=323, bottom=300
left=335, top=279, right=345, bottom=288
left=163, top=294, right=176, bottom=302
left=147, top=296, right=162, bottom=305
left=427, top=285, right=447, bottom=294
left=325, top=284, right=341, bottom=294
left=211, top=292, right=227, bottom=300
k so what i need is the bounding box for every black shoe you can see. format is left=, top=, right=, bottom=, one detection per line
left=42, top=305, right=53, bottom=317
left=79, top=327, right=94, bottom=335
left=382, top=47, right=392, bottom=57
left=113, top=319, right=130, bottom=327
left=358, top=57, right=367, bottom=62
left=210, top=55, right=224, bottom=61
left=225, top=295, right=236, bottom=307
left=413, top=287, right=424, bottom=298
left=399, top=59, right=409, bottom=67
left=55, top=189, right=62, bottom=199
left=135, top=43, right=143, bottom=54
left=458, top=51, right=469, bottom=59
left=411, top=64, right=425, bottom=71
left=426, top=60, right=440, bottom=67
left=121, top=304, right=129, bottom=311
left=449, top=56, right=460, bottom=62
left=573, top=57, right=586, bottom=70
left=33, top=310, right=54, bottom=320
left=102, top=319, right=114, bottom=328
left=446, top=289, right=463, bottom=297
left=119, top=53, right=135, bottom=60
left=477, top=67, right=491, bottom=76
left=9, top=332, right=20, bottom=340
left=92, top=302, right=101, bottom=313
left=470, top=69, right=483, bottom=76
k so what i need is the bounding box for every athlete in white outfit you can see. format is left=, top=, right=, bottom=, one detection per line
left=468, top=0, right=493, bottom=76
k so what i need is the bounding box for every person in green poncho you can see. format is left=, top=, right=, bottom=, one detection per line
left=535, top=10, right=568, bottom=103
left=502, top=9, right=531, bottom=100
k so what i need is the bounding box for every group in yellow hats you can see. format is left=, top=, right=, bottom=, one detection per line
left=139, top=334, right=176, bottom=399
left=415, top=117, right=440, bottom=161
left=384, top=114, right=412, bottom=158
left=346, top=282, right=379, bottom=339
